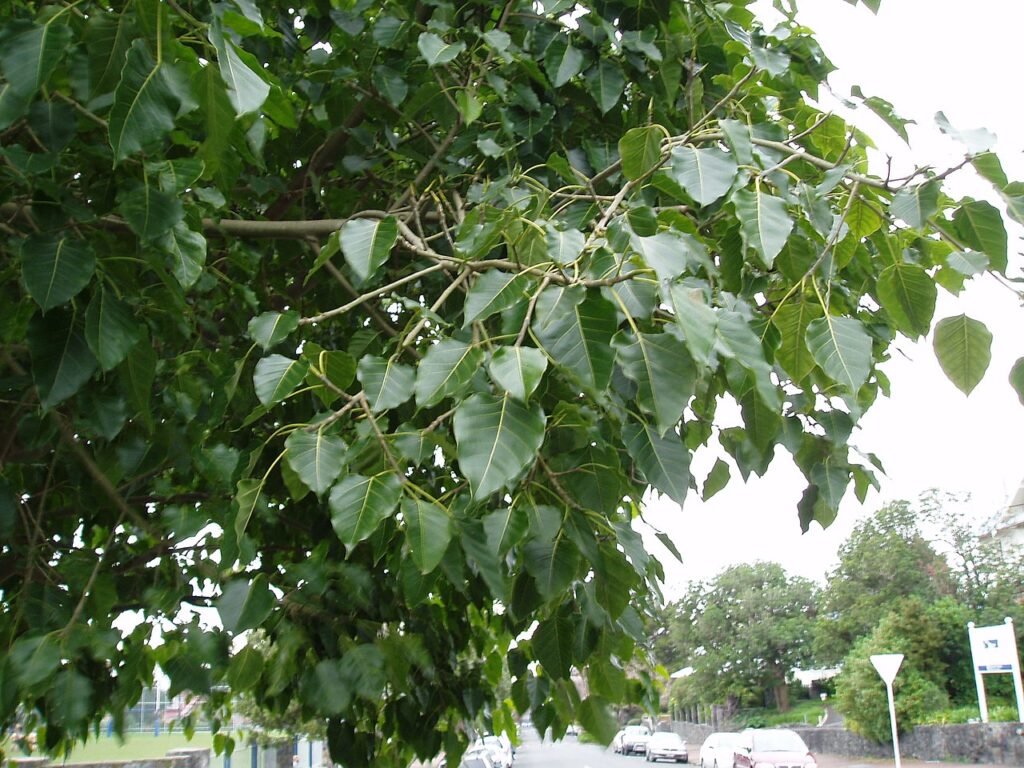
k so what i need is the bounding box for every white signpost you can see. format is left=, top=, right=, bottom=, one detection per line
left=967, top=618, right=1024, bottom=722
left=870, top=653, right=904, bottom=768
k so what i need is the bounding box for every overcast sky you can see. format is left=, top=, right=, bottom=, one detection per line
left=642, top=0, right=1024, bottom=597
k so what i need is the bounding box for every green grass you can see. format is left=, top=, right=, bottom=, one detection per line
left=735, top=700, right=826, bottom=728
left=48, top=732, right=215, bottom=764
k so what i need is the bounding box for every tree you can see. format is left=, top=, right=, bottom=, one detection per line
left=661, top=563, right=817, bottom=711
left=813, top=501, right=951, bottom=663
left=1, top=0, right=1021, bottom=764
left=835, top=599, right=951, bottom=742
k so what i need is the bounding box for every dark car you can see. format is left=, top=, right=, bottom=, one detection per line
left=733, top=729, right=817, bottom=768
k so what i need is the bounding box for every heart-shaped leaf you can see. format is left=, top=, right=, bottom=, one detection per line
left=453, top=393, right=546, bottom=499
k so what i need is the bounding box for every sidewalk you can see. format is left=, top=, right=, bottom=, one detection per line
left=814, top=754, right=1015, bottom=768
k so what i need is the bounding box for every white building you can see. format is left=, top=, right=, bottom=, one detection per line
left=989, top=477, right=1024, bottom=551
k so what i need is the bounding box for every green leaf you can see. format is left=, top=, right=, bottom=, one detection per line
left=417, top=32, right=466, bottom=67
left=373, top=65, right=408, bottom=108
left=876, top=263, right=937, bottom=338
left=622, top=420, right=690, bottom=506
left=487, top=346, right=548, bottom=402
left=619, top=126, right=663, bottom=181
left=330, top=472, right=402, bottom=549
left=20, top=234, right=95, bottom=311
left=715, top=311, right=780, bottom=409
left=253, top=354, right=309, bottom=407
left=0, top=83, right=30, bottom=130
left=544, top=38, right=584, bottom=88
left=119, top=338, right=156, bottom=431
left=284, top=429, right=347, bottom=496
left=227, top=646, right=265, bottom=692
left=28, top=310, right=97, bottom=409
left=455, top=89, right=482, bottom=125
left=932, top=314, right=992, bottom=395
left=585, top=60, right=625, bottom=114
left=702, top=458, right=731, bottom=501
left=339, top=217, right=398, bottom=285
left=0, top=20, right=73, bottom=98
left=216, top=575, right=275, bottom=634
left=195, top=65, right=237, bottom=183
left=532, top=286, right=617, bottom=392
left=119, top=182, right=185, bottom=241
left=771, top=300, right=823, bottom=383
left=248, top=311, right=300, bottom=351
left=532, top=615, right=574, bottom=679
left=667, top=283, right=717, bottom=367
left=463, top=270, right=532, bottom=327
left=953, top=200, right=1007, bottom=273
left=524, top=535, right=580, bottom=601
left=613, top=330, right=695, bottom=435
left=453, top=393, right=546, bottom=499
left=483, top=505, right=529, bottom=555
left=732, top=188, right=794, bottom=268
left=806, top=315, right=873, bottom=393
left=212, top=25, right=270, bottom=116
left=108, top=40, right=185, bottom=162
left=356, top=355, right=414, bottom=413
left=402, top=497, right=452, bottom=574
left=972, top=152, right=1008, bottom=189
left=578, top=696, right=618, bottom=744
left=545, top=224, right=586, bottom=266
left=49, top=669, right=92, bottom=728
left=84, top=12, right=136, bottom=97
left=234, top=478, right=264, bottom=539
left=85, top=290, right=142, bottom=372
left=889, top=182, right=939, bottom=229
left=12, top=635, right=60, bottom=688
left=307, top=660, right=351, bottom=716
left=414, top=339, right=484, bottom=408
left=1010, top=358, right=1024, bottom=406
left=669, top=146, right=738, bottom=206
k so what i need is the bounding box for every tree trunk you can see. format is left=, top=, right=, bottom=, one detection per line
left=774, top=682, right=790, bottom=712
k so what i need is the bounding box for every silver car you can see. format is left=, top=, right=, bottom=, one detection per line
left=645, top=732, right=688, bottom=763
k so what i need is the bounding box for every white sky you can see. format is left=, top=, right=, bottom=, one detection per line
left=641, top=0, right=1024, bottom=597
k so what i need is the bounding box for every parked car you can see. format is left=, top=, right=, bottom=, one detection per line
left=474, top=735, right=514, bottom=768
left=698, top=732, right=744, bottom=768
left=733, top=729, right=817, bottom=768
left=645, top=732, right=688, bottom=763
left=613, top=725, right=652, bottom=755
left=459, top=746, right=496, bottom=768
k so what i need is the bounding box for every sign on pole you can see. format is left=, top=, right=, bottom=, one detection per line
left=967, top=618, right=1024, bottom=723
left=870, top=653, right=904, bottom=768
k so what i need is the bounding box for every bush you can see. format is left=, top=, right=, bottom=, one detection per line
left=835, top=599, right=959, bottom=742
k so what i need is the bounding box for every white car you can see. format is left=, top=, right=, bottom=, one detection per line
left=613, top=725, right=651, bottom=755
left=698, top=732, right=744, bottom=768
left=474, top=735, right=514, bottom=768
left=645, top=732, right=688, bottom=763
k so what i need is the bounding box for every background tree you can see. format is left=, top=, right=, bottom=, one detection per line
left=813, top=501, right=951, bottom=663
left=1, top=0, right=1022, bottom=765
left=834, top=599, right=951, bottom=742
left=660, top=563, right=816, bottom=712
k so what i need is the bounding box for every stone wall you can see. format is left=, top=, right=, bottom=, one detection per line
left=665, top=720, right=1024, bottom=766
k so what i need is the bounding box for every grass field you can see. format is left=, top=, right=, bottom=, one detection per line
left=49, top=732, right=216, bottom=764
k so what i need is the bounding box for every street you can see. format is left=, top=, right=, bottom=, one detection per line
left=510, top=728, right=1016, bottom=768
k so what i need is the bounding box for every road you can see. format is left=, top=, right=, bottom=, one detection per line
left=511, top=727, right=1015, bottom=768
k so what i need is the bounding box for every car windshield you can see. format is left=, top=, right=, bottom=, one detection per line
left=626, top=726, right=650, bottom=735
left=751, top=731, right=808, bottom=752
left=651, top=733, right=682, bottom=745
left=718, top=734, right=743, bottom=747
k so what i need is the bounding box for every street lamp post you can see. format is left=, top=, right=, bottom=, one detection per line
left=870, top=654, right=904, bottom=768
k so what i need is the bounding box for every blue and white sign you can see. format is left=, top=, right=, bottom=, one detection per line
left=967, top=618, right=1024, bottom=723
